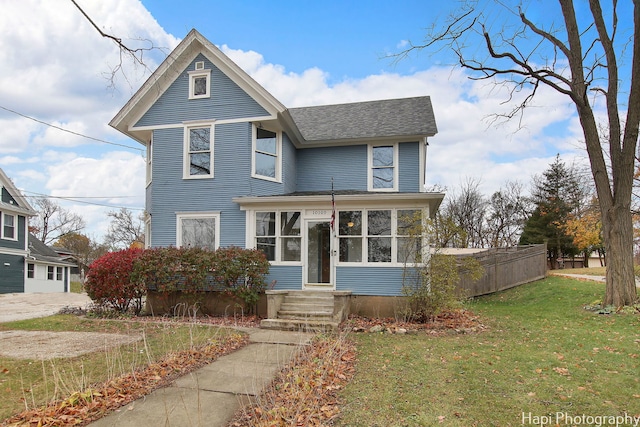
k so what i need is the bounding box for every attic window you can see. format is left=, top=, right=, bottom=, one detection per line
left=188, top=69, right=211, bottom=99
left=195, top=61, right=204, bottom=70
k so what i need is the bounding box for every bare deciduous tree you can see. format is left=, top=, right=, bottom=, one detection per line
left=486, top=181, right=531, bottom=247
left=404, top=0, right=639, bottom=306
left=29, top=197, right=85, bottom=245
left=104, top=208, right=145, bottom=250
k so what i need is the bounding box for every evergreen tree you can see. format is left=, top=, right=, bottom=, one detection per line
left=519, top=156, right=585, bottom=268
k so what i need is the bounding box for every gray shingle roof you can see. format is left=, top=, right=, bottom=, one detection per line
left=28, top=234, right=75, bottom=266
left=287, top=96, right=437, bottom=143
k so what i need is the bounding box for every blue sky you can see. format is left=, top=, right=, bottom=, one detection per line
left=1, top=0, right=626, bottom=241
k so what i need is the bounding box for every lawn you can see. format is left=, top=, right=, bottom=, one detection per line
left=337, top=276, right=640, bottom=427
left=0, top=316, right=240, bottom=422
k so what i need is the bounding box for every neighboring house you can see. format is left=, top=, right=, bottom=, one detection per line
left=26, top=234, right=74, bottom=293
left=110, top=30, right=444, bottom=308
left=0, top=168, right=73, bottom=293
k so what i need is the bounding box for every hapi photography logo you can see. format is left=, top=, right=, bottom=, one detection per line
left=522, top=412, right=640, bottom=427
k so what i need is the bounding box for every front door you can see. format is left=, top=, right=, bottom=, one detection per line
left=305, top=220, right=333, bottom=289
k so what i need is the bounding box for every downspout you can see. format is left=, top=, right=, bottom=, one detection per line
left=422, top=137, right=429, bottom=192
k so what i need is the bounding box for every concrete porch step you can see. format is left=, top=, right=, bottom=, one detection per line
left=279, top=302, right=333, bottom=312
left=277, top=311, right=334, bottom=321
left=260, top=318, right=339, bottom=332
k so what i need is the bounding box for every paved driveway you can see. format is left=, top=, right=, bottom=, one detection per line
left=0, top=292, right=92, bottom=323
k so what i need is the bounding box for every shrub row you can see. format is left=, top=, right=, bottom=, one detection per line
left=85, top=246, right=270, bottom=315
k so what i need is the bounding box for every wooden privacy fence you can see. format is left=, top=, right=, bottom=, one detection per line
left=454, top=244, right=547, bottom=297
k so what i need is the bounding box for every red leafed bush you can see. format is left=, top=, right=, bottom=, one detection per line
left=85, top=248, right=145, bottom=314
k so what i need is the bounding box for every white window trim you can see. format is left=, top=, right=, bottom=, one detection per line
left=188, top=69, right=211, bottom=99
left=145, top=136, right=152, bottom=187
left=176, top=211, right=220, bottom=250
left=336, top=208, right=426, bottom=267
left=251, top=124, right=282, bottom=183
left=249, top=210, right=302, bottom=265
left=1, top=212, right=17, bottom=241
left=183, top=123, right=214, bottom=179
left=368, top=143, right=399, bottom=192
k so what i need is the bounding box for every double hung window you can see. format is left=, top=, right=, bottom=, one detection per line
left=184, top=125, right=213, bottom=178
left=1, top=212, right=16, bottom=240
left=369, top=144, right=398, bottom=191
left=252, top=126, right=281, bottom=181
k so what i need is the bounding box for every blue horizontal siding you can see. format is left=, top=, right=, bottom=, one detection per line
left=136, top=54, right=268, bottom=127
left=297, top=145, right=367, bottom=192
left=336, top=266, right=405, bottom=296
left=398, top=142, right=420, bottom=192
left=0, top=254, right=24, bottom=293
left=268, top=265, right=302, bottom=290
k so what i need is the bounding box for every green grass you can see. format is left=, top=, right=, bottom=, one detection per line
left=0, top=316, right=236, bottom=421
left=337, top=277, right=640, bottom=427
left=70, top=281, right=84, bottom=293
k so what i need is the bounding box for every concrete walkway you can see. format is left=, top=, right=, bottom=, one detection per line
left=0, top=292, right=92, bottom=323
left=550, top=273, right=640, bottom=287
left=88, top=327, right=314, bottom=427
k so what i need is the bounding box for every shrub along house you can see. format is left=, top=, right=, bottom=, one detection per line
left=110, top=29, right=444, bottom=329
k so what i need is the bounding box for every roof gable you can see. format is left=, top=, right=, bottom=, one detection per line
left=285, top=97, right=438, bottom=144
left=110, top=29, right=286, bottom=144
left=0, top=168, right=36, bottom=216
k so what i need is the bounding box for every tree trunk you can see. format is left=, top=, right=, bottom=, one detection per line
left=602, top=206, right=637, bottom=306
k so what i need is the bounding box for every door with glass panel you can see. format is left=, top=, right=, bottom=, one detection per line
left=305, top=220, right=333, bottom=288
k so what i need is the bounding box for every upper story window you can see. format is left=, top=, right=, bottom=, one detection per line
left=252, top=126, right=281, bottom=182
left=176, top=212, right=219, bottom=250
left=184, top=125, right=214, bottom=179
left=1, top=212, right=16, bottom=240
left=188, top=66, right=211, bottom=99
left=368, top=144, right=398, bottom=191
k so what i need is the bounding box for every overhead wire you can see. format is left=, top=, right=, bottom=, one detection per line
left=0, top=105, right=144, bottom=153
left=23, top=190, right=145, bottom=211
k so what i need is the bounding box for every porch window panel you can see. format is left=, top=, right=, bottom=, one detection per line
left=397, top=209, right=423, bottom=263
left=368, top=210, right=391, bottom=262
left=257, top=237, right=276, bottom=261
left=340, top=237, right=362, bottom=262
left=338, top=211, right=362, bottom=235
left=398, top=237, right=422, bottom=264
left=47, top=266, right=54, bottom=280
left=281, top=237, right=301, bottom=261
left=256, top=212, right=276, bottom=236
left=280, top=211, right=301, bottom=261
left=368, top=237, right=392, bottom=262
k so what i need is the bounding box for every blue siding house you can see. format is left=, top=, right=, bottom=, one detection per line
left=111, top=30, right=443, bottom=313
left=0, top=169, right=72, bottom=293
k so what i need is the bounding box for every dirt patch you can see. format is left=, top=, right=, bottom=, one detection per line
left=0, top=330, right=142, bottom=360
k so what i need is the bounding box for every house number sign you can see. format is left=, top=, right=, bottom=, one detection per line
left=307, top=209, right=329, bottom=218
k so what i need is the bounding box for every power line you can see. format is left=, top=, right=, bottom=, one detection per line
left=24, top=191, right=145, bottom=211
left=0, top=105, right=144, bottom=153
